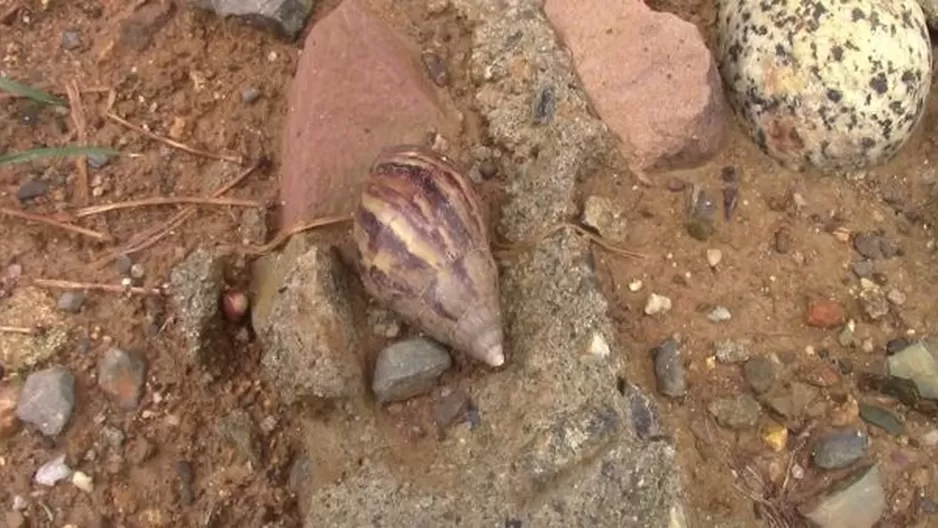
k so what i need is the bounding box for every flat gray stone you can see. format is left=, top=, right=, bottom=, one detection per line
left=708, top=394, right=761, bottom=430
left=886, top=340, right=938, bottom=400
left=56, top=292, right=86, bottom=313
left=812, top=428, right=869, bottom=470
left=187, top=0, right=314, bottom=41
left=372, top=338, right=452, bottom=403
left=654, top=338, right=686, bottom=398
left=801, top=464, right=885, bottom=528
left=16, top=366, right=76, bottom=437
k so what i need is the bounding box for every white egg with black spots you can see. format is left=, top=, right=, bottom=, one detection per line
left=716, top=0, right=932, bottom=172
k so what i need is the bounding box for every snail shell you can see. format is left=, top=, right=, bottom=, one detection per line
left=352, top=145, right=505, bottom=367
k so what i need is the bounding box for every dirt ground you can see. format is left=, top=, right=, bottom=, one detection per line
left=1, top=0, right=938, bottom=527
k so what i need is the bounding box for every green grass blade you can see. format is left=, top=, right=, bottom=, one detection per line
left=0, top=76, right=68, bottom=106
left=0, top=146, right=120, bottom=166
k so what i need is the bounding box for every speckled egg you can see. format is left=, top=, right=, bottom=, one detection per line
left=716, top=0, right=932, bottom=172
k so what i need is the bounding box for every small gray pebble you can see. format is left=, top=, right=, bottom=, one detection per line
left=813, top=428, right=869, bottom=469
left=56, top=291, right=86, bottom=313
left=130, top=263, right=146, bottom=280
left=853, top=233, right=882, bottom=260
left=653, top=338, right=686, bottom=398
left=880, top=239, right=901, bottom=259
left=714, top=339, right=750, bottom=364
left=102, top=425, right=125, bottom=448
left=708, top=394, right=761, bottom=430
left=851, top=260, right=874, bottom=278
left=372, top=338, right=452, bottom=403
left=744, top=356, right=779, bottom=394
left=116, top=254, right=134, bottom=275
left=478, top=159, right=498, bottom=180
left=17, top=180, right=48, bottom=202
left=241, top=86, right=261, bottom=104
left=61, top=29, right=82, bottom=50
left=707, top=306, right=732, bottom=323
left=15, top=366, right=76, bottom=437
left=87, top=153, right=110, bottom=169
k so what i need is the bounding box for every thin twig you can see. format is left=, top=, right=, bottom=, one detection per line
left=0, top=325, right=39, bottom=335
left=241, top=215, right=353, bottom=255
left=66, top=79, right=90, bottom=205
left=73, top=196, right=263, bottom=218
left=92, top=158, right=266, bottom=268
left=32, top=278, right=163, bottom=296
left=0, top=207, right=112, bottom=242
left=106, top=111, right=244, bottom=164
left=493, top=222, right=646, bottom=260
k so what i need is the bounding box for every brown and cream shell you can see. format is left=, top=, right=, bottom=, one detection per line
left=352, top=145, right=505, bottom=367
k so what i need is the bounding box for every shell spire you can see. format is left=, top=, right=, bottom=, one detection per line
left=352, top=145, right=505, bottom=367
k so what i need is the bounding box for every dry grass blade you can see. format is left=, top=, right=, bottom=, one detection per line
left=73, top=196, right=263, bottom=218
left=106, top=111, right=244, bottom=164
left=32, top=278, right=163, bottom=296
left=494, top=222, right=646, bottom=260
left=66, top=79, right=90, bottom=205
left=0, top=207, right=113, bottom=241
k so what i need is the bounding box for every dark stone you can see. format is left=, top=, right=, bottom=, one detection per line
left=858, top=403, right=904, bottom=435
left=813, top=428, right=869, bottom=469
left=653, top=338, right=686, bottom=398
left=851, top=260, right=874, bottom=278
left=853, top=233, right=882, bottom=259
left=16, top=180, right=48, bottom=202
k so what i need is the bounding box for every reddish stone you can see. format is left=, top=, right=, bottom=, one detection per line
left=279, top=0, right=461, bottom=228
left=98, top=348, right=147, bottom=411
left=806, top=299, right=846, bottom=328
left=544, top=0, right=728, bottom=173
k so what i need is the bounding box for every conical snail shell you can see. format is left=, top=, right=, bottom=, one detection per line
left=352, top=145, right=505, bottom=367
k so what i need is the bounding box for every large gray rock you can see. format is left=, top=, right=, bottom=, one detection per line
left=298, top=1, right=686, bottom=526
left=187, top=0, right=314, bottom=41
left=251, top=236, right=363, bottom=406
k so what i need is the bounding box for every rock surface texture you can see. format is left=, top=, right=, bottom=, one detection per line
left=716, top=0, right=932, bottom=172
left=251, top=236, right=362, bottom=405
left=187, top=0, right=314, bottom=40
left=545, top=0, right=728, bottom=173
left=294, top=1, right=686, bottom=526
left=278, top=0, right=461, bottom=228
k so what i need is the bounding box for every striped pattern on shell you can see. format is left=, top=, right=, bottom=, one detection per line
left=352, top=145, right=504, bottom=367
